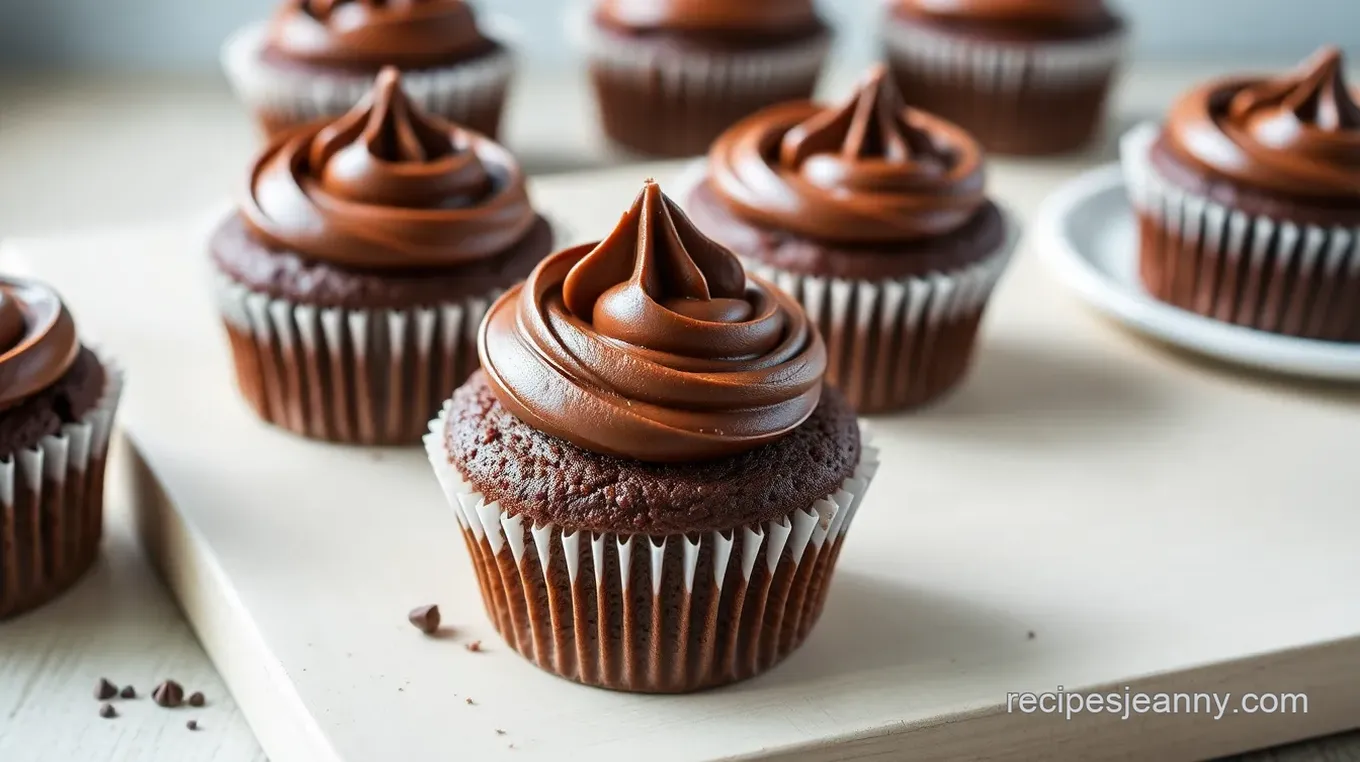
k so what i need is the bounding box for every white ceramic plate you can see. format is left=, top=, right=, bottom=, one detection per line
left=1034, top=163, right=1360, bottom=382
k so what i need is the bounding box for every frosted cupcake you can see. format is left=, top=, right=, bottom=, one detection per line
left=223, top=0, right=514, bottom=139
left=579, top=0, right=832, bottom=157
left=882, top=0, right=1127, bottom=155
left=686, top=66, right=1018, bottom=413
left=0, top=278, right=122, bottom=620
left=1122, top=47, right=1360, bottom=342
left=426, top=180, right=878, bottom=692
left=212, top=69, right=554, bottom=445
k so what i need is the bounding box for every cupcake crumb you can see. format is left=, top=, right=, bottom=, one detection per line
left=465, top=697, right=475, bottom=705
left=466, top=640, right=482, bottom=653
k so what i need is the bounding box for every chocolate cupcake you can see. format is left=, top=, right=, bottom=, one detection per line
left=1122, top=47, right=1360, bottom=342
left=882, top=0, right=1127, bottom=156
left=223, top=0, right=513, bottom=140
left=212, top=68, right=554, bottom=445
left=578, top=0, right=832, bottom=157
left=685, top=67, right=1018, bottom=413
left=424, top=180, right=878, bottom=693
left=0, top=278, right=122, bottom=620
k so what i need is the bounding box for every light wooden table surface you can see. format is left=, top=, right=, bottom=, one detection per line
left=0, top=62, right=1357, bottom=762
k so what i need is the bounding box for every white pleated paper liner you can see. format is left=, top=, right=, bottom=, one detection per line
left=221, top=21, right=515, bottom=138
left=1122, top=123, right=1360, bottom=342
left=0, top=353, right=123, bottom=620
left=881, top=16, right=1126, bottom=91
left=214, top=272, right=499, bottom=446
left=569, top=4, right=830, bottom=155
left=424, top=403, right=880, bottom=693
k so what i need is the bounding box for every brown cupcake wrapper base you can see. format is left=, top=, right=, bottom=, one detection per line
left=424, top=406, right=880, bottom=693
left=214, top=274, right=497, bottom=445
left=882, top=18, right=1126, bottom=155
left=222, top=22, right=515, bottom=139
left=574, top=7, right=829, bottom=157
left=0, top=355, right=122, bottom=620
left=1122, top=124, right=1360, bottom=342
left=745, top=219, right=1018, bottom=414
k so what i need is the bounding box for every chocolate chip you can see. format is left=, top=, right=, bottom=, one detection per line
left=120, top=686, right=136, bottom=699
left=99, top=703, right=117, bottom=719
left=153, top=680, right=185, bottom=708
left=94, top=678, right=118, bottom=701
left=408, top=605, right=440, bottom=635
left=186, top=720, right=199, bottom=731
left=188, top=692, right=205, bottom=708
left=465, top=640, right=482, bottom=653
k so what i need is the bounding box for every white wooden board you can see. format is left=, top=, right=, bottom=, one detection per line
left=6, top=162, right=1360, bottom=762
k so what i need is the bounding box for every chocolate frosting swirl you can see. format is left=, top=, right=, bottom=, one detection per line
left=0, top=278, right=80, bottom=412
left=1162, top=46, right=1360, bottom=200
left=242, top=67, right=537, bottom=270
left=595, top=0, right=820, bottom=33
left=480, top=180, right=827, bottom=463
left=708, top=66, right=986, bottom=243
left=267, top=0, right=494, bottom=70
left=898, top=0, right=1113, bottom=25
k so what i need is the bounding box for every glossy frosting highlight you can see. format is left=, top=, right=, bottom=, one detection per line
left=242, top=67, right=537, bottom=270
left=267, top=0, right=493, bottom=70
left=1162, top=46, right=1360, bottom=200
left=0, top=278, right=80, bottom=412
left=480, top=181, right=827, bottom=463
left=708, top=66, right=986, bottom=243
left=595, top=0, right=821, bottom=33
left=900, top=0, right=1110, bottom=22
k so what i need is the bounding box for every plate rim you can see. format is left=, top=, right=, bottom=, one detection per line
left=1034, top=163, right=1360, bottom=382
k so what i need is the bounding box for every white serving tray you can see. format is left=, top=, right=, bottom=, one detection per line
left=5, top=162, right=1360, bottom=762
left=1035, top=163, right=1360, bottom=382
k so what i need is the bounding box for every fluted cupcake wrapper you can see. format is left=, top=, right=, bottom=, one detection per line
left=1122, top=123, right=1360, bottom=342
left=745, top=219, right=1018, bottom=414
left=424, top=405, right=880, bottom=693
left=882, top=16, right=1126, bottom=154
left=221, top=21, right=515, bottom=139
left=0, top=354, right=122, bottom=620
left=214, top=273, right=497, bottom=446
left=571, top=5, right=830, bottom=156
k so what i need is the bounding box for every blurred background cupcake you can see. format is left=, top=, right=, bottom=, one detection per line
left=1122, top=46, right=1360, bottom=342
left=222, top=0, right=514, bottom=140
left=686, top=66, right=1018, bottom=413
left=0, top=278, right=121, bottom=620
left=212, top=68, right=554, bottom=445
left=882, top=0, right=1128, bottom=156
left=578, top=0, right=832, bottom=157
left=426, top=180, right=877, bottom=692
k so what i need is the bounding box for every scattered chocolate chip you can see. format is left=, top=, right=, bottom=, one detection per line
left=120, top=686, right=137, bottom=699
left=1027, top=631, right=1036, bottom=640
left=94, top=678, right=118, bottom=701
left=153, top=680, right=185, bottom=708
left=187, top=692, right=205, bottom=708
left=466, top=640, right=482, bottom=653
left=99, top=703, right=117, bottom=719
left=408, top=605, right=441, bottom=635
left=186, top=720, right=199, bottom=731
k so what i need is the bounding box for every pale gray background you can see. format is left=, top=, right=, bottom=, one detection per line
left=1, top=0, right=1359, bottom=71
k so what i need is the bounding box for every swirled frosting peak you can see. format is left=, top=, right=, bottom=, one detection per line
left=268, top=0, right=492, bottom=70
left=709, top=65, right=986, bottom=243
left=595, top=0, right=821, bottom=34
left=0, top=278, right=80, bottom=412
left=479, top=180, right=827, bottom=463
left=1163, top=46, right=1360, bottom=200
left=243, top=67, right=536, bottom=270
